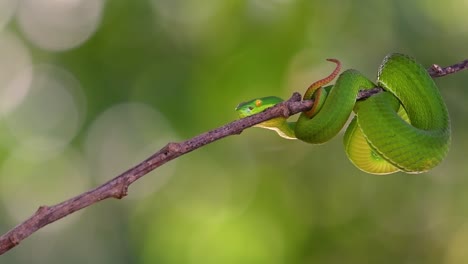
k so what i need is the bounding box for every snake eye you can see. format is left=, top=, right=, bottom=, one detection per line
left=255, top=99, right=262, bottom=107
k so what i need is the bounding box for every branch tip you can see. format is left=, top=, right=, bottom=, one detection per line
left=428, top=58, right=468, bottom=78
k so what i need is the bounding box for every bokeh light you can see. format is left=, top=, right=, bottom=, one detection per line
left=0, top=30, right=32, bottom=117
left=0, top=1, right=468, bottom=263
left=150, top=0, right=226, bottom=44
left=0, top=147, right=89, bottom=224
left=3, top=64, right=86, bottom=158
left=84, top=102, right=178, bottom=199
left=16, top=0, right=105, bottom=51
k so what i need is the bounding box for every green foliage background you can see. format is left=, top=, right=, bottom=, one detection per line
left=1, top=0, right=468, bottom=263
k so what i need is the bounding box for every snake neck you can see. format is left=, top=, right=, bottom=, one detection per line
left=256, top=118, right=297, bottom=140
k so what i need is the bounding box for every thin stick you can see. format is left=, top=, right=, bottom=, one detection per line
left=0, top=58, right=466, bottom=255
left=428, top=59, right=468, bottom=78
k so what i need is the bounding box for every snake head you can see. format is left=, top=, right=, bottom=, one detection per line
left=236, top=96, right=284, bottom=118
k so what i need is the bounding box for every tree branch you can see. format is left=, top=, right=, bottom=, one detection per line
left=428, top=58, right=468, bottom=78
left=0, top=58, right=466, bottom=255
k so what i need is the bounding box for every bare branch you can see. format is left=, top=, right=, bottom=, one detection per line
left=428, top=58, right=468, bottom=78
left=0, top=58, right=466, bottom=255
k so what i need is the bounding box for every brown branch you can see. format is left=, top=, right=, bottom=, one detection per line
left=0, top=58, right=466, bottom=255
left=0, top=92, right=310, bottom=255
left=428, top=58, right=468, bottom=78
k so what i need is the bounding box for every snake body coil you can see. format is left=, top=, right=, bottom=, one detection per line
left=236, top=53, right=451, bottom=175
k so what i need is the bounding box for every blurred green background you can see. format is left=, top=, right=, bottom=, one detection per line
left=1, top=0, right=468, bottom=263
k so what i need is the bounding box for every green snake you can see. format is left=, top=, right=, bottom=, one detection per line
left=236, top=53, right=450, bottom=175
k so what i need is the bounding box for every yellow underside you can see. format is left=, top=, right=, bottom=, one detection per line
left=346, top=122, right=399, bottom=175
left=345, top=105, right=410, bottom=175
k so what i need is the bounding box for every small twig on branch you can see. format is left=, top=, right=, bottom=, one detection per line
left=428, top=58, right=468, bottom=78
left=0, top=58, right=466, bottom=255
